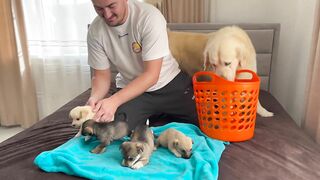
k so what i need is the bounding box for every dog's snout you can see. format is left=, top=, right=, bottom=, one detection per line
left=182, top=154, right=191, bottom=159
left=182, top=151, right=192, bottom=159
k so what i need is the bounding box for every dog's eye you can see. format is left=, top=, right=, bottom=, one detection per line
left=128, top=157, right=134, bottom=161
left=224, top=62, right=231, bottom=66
left=76, top=118, right=80, bottom=121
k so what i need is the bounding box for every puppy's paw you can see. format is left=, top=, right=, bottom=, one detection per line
left=172, top=151, right=182, bottom=158
left=90, top=147, right=106, bottom=154
left=121, top=159, right=127, bottom=167
left=131, top=161, right=144, bottom=169
left=74, top=134, right=80, bottom=138
left=84, top=136, right=92, bottom=142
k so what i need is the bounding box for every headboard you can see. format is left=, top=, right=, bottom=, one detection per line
left=167, top=23, right=280, bottom=92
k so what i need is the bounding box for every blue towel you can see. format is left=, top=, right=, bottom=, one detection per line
left=34, top=122, right=227, bottom=180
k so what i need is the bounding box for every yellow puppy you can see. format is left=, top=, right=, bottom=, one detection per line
left=156, top=128, right=193, bottom=159
left=69, top=105, right=95, bottom=137
left=168, top=30, right=214, bottom=76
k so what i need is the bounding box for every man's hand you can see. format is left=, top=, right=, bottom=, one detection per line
left=87, top=96, right=98, bottom=110
left=93, top=97, right=119, bottom=122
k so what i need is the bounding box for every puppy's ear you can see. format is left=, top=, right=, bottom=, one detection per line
left=189, top=137, right=194, bottom=144
left=120, top=142, right=128, bottom=151
left=84, top=127, right=93, bottom=136
left=130, top=130, right=134, bottom=138
left=80, top=109, right=89, bottom=119
left=173, top=139, right=179, bottom=147
left=136, top=143, right=144, bottom=153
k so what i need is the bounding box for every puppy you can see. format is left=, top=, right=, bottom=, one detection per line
left=120, top=121, right=154, bottom=169
left=81, top=114, right=129, bottom=154
left=156, top=128, right=193, bottom=159
left=69, top=106, right=95, bottom=137
left=168, top=30, right=214, bottom=76
left=203, top=26, right=274, bottom=117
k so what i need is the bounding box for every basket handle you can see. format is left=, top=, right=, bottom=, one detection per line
left=192, top=71, right=224, bottom=84
left=236, top=70, right=260, bottom=82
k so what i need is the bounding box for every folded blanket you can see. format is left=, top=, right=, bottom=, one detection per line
left=34, top=122, right=227, bottom=180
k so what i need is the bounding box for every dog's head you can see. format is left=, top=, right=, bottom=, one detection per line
left=120, top=142, right=144, bottom=167
left=203, top=27, right=252, bottom=81
left=81, top=119, right=95, bottom=136
left=69, top=106, right=94, bottom=128
left=173, top=137, right=193, bottom=159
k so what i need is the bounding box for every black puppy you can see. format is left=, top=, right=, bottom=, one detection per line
left=81, top=113, right=129, bottom=154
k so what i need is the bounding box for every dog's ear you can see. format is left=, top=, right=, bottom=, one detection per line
left=236, top=44, right=250, bottom=68
left=203, top=51, right=211, bottom=71
left=173, top=139, right=179, bottom=147
left=130, top=130, right=134, bottom=139
left=203, top=45, right=218, bottom=71
left=84, top=127, right=93, bottom=136
left=119, top=142, right=128, bottom=151
left=136, top=143, right=144, bottom=153
left=189, top=137, right=194, bottom=144
left=80, top=109, right=89, bottom=119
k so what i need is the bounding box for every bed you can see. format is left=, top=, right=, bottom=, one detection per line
left=1, top=23, right=320, bottom=180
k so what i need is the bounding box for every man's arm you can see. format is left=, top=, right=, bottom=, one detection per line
left=87, top=69, right=111, bottom=109
left=93, top=58, right=162, bottom=122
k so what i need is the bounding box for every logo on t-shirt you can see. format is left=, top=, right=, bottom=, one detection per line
left=132, top=42, right=142, bottom=53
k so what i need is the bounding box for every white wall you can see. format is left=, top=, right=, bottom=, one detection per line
left=212, top=0, right=317, bottom=126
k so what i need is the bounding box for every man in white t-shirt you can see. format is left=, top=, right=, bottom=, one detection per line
left=87, top=0, right=198, bottom=129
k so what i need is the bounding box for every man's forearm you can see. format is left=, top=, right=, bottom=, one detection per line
left=109, top=71, right=158, bottom=107
left=90, top=69, right=111, bottom=101
left=110, top=59, right=162, bottom=108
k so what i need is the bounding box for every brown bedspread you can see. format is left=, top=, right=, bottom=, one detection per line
left=0, top=89, right=319, bottom=180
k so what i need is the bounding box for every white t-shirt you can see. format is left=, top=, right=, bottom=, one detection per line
left=87, top=0, right=180, bottom=92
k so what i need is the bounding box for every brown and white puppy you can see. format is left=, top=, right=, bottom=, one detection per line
left=69, top=106, right=95, bottom=137
left=168, top=30, right=214, bottom=76
left=120, top=121, right=154, bottom=169
left=156, top=128, right=193, bottom=159
left=81, top=114, right=129, bottom=154
left=203, top=26, right=273, bottom=117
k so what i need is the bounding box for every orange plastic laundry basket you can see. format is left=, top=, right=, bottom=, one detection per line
left=193, top=70, right=260, bottom=142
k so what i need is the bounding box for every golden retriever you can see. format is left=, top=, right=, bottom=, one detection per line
left=168, top=30, right=213, bottom=76
left=203, top=26, right=273, bottom=117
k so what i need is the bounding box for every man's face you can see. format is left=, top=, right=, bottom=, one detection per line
left=92, top=0, right=128, bottom=27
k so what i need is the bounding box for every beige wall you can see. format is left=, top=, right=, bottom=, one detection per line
left=211, top=0, right=317, bottom=126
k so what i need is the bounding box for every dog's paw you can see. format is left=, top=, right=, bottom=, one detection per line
left=258, top=110, right=274, bottom=117
left=257, top=103, right=274, bottom=117
left=121, top=159, right=127, bottom=167
left=90, top=147, right=106, bottom=154
left=84, top=136, right=92, bottom=142
left=172, top=151, right=182, bottom=158
left=131, top=161, right=144, bottom=169
left=74, top=133, right=81, bottom=138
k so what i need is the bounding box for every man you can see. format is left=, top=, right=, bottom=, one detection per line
left=87, top=0, right=198, bottom=129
